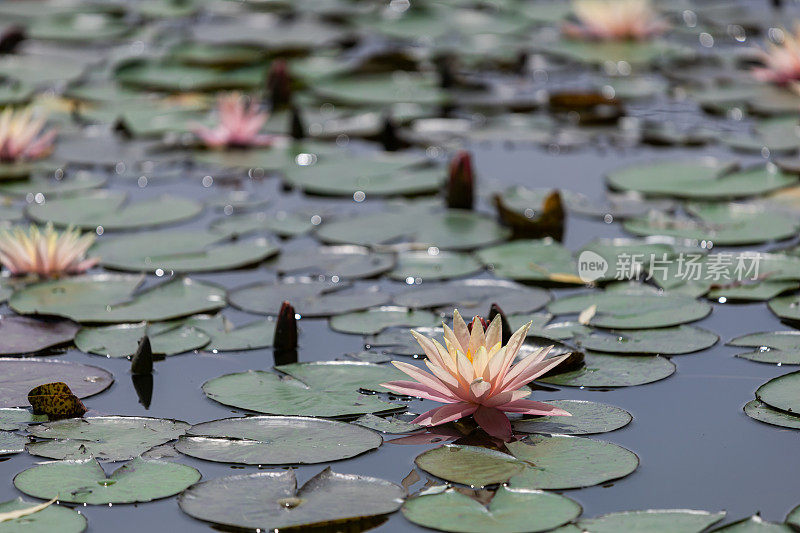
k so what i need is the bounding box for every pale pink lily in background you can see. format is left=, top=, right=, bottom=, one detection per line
left=752, top=25, right=800, bottom=86
left=563, top=0, right=668, bottom=41
left=0, top=107, right=56, bottom=163
left=0, top=224, right=99, bottom=278
left=381, top=310, right=571, bottom=441
left=194, top=92, right=274, bottom=149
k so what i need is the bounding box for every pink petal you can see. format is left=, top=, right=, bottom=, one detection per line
left=391, top=361, right=456, bottom=398
left=499, top=399, right=571, bottom=417
left=473, top=406, right=513, bottom=441
left=381, top=380, right=456, bottom=403
left=413, top=403, right=477, bottom=426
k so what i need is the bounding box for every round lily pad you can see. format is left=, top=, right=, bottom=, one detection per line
left=389, top=250, right=482, bottom=281
left=115, top=59, right=262, bottom=92
left=329, top=307, right=439, bottom=335
left=10, top=275, right=226, bottom=324
left=92, top=230, right=278, bottom=273
left=710, top=515, right=794, bottom=531
left=0, top=430, right=26, bottom=455
left=512, top=400, right=632, bottom=435
left=354, top=414, right=423, bottom=434
left=271, top=245, right=394, bottom=280
left=202, top=362, right=406, bottom=417
left=768, top=293, right=800, bottom=323
left=576, top=509, right=726, bottom=532
left=14, top=457, right=201, bottom=505
left=0, top=316, right=79, bottom=356
left=538, top=39, right=687, bottom=68
left=228, top=278, right=390, bottom=317
left=75, top=322, right=210, bottom=358
left=26, top=416, right=190, bottom=462
left=476, top=240, right=578, bottom=283
left=393, top=279, right=551, bottom=316
left=415, top=435, right=639, bottom=489
left=0, top=358, right=114, bottom=408
left=0, top=408, right=46, bottom=431
left=744, top=400, right=800, bottom=430
left=575, top=326, right=718, bottom=355
left=312, top=72, right=448, bottom=106
left=538, top=352, right=676, bottom=388
left=201, top=318, right=276, bottom=352
left=210, top=211, right=315, bottom=238
left=729, top=331, right=800, bottom=365
left=178, top=468, right=404, bottom=531
left=0, top=172, right=106, bottom=198
left=26, top=191, right=203, bottom=231
left=0, top=498, right=87, bottom=533
left=402, top=486, right=582, bottom=533
left=755, top=371, right=800, bottom=414
left=548, top=287, right=711, bottom=329
left=175, top=416, right=381, bottom=464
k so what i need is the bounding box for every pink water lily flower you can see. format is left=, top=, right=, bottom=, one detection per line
left=381, top=310, right=571, bottom=441
left=0, top=107, right=56, bottom=163
left=194, top=92, right=274, bottom=149
left=752, top=25, right=800, bottom=85
left=0, top=224, right=99, bottom=278
left=563, top=0, right=668, bottom=41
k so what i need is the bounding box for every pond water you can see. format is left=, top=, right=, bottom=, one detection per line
left=2, top=0, right=800, bottom=531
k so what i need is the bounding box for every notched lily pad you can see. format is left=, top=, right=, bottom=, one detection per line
left=0, top=316, right=79, bottom=356
left=394, top=279, right=551, bottom=316
left=744, top=400, right=800, bottom=430
left=576, top=509, right=726, bottom=532
left=0, top=358, right=113, bottom=408
left=0, top=497, right=87, bottom=532
left=575, top=326, right=718, bottom=355
left=329, top=306, right=439, bottom=335
left=538, top=352, right=676, bottom=388
left=512, top=400, right=632, bottom=435
left=729, top=331, right=800, bottom=365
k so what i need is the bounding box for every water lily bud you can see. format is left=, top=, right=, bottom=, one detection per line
left=267, top=60, right=292, bottom=111
left=446, top=150, right=474, bottom=210
left=131, top=335, right=153, bottom=375
left=0, top=25, right=25, bottom=55
left=379, top=114, right=402, bottom=152
left=467, top=315, right=487, bottom=333
left=274, top=301, right=298, bottom=352
left=487, top=303, right=512, bottom=344
left=290, top=106, right=305, bottom=140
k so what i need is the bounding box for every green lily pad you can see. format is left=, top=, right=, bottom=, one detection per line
left=575, top=326, right=718, bottom=355
left=539, top=352, right=676, bottom=388
left=0, top=498, right=87, bottom=533
left=0, top=358, right=114, bottom=408
left=755, top=371, right=800, bottom=414
left=476, top=240, right=577, bottom=282
left=210, top=211, right=315, bottom=238
left=28, top=13, right=130, bottom=43
left=0, top=172, right=106, bottom=198
left=0, top=430, right=26, bottom=455
left=26, top=416, right=190, bottom=461
left=415, top=435, right=639, bottom=489
left=393, top=279, right=551, bottom=316
left=10, top=275, right=226, bottom=324
left=710, top=515, right=794, bottom=532
left=74, top=322, right=210, bottom=358
left=538, top=39, right=688, bottom=68
left=0, top=408, right=46, bottom=431
left=329, top=307, right=439, bottom=335
left=0, top=316, right=79, bottom=356
left=512, top=400, right=632, bottom=435
left=402, top=486, right=582, bottom=533
left=92, top=230, right=278, bottom=273
left=576, top=509, right=726, bottom=532
left=744, top=400, right=800, bottom=430
left=312, top=72, right=449, bottom=106
left=547, top=286, right=712, bottom=329
left=178, top=468, right=404, bottom=530
left=201, top=318, right=276, bottom=352
left=26, top=191, right=203, bottom=231
left=14, top=457, right=201, bottom=505
left=228, top=278, right=390, bottom=317
left=723, top=117, right=800, bottom=155
left=115, top=59, right=263, bottom=92
left=316, top=209, right=511, bottom=251
left=607, top=160, right=795, bottom=199
left=354, top=414, right=423, bottom=434
left=768, top=293, right=800, bottom=323
left=202, top=361, right=406, bottom=417
left=175, top=416, right=381, bottom=464
left=271, top=245, right=394, bottom=280
left=169, top=42, right=266, bottom=67
left=729, top=331, right=800, bottom=365
left=389, top=250, right=482, bottom=281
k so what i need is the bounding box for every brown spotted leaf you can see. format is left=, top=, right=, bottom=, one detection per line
left=27, top=382, right=86, bottom=420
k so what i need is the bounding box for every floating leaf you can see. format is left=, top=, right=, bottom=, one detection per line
left=709, top=515, right=794, bottom=531
left=0, top=408, right=45, bottom=431
left=575, top=326, right=718, bottom=355
left=27, top=382, right=86, bottom=420
left=476, top=240, right=577, bottom=282
left=0, top=172, right=106, bottom=198
left=0, top=317, right=79, bottom=356
left=14, top=457, right=201, bottom=505
left=354, top=414, right=423, bottom=434
left=26, top=416, right=190, bottom=462
left=729, top=331, right=800, bottom=365
left=576, top=509, right=725, bottom=532
left=755, top=371, right=800, bottom=414
left=10, top=275, right=226, bottom=324
left=115, top=59, right=263, bottom=92
left=175, top=416, right=381, bottom=464
left=74, top=322, right=210, bottom=358
left=202, top=362, right=405, bottom=417
left=0, top=359, right=113, bottom=408
left=744, top=400, right=800, bottom=430
left=394, top=279, right=551, bottom=316
left=0, top=431, right=26, bottom=455
left=178, top=468, right=404, bottom=530
left=210, top=211, right=315, bottom=238
left=539, top=352, right=676, bottom=388
left=402, top=486, right=582, bottom=533
left=0, top=498, right=86, bottom=532
left=512, top=400, right=632, bottom=435
left=271, top=245, right=394, bottom=280
left=768, top=293, right=800, bottom=323
left=416, top=436, right=638, bottom=489
left=329, top=307, right=439, bottom=335
left=389, top=250, right=482, bottom=281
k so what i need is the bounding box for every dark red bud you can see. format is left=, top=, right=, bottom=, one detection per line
left=487, top=303, right=512, bottom=344
left=131, top=335, right=153, bottom=375
left=467, top=315, right=488, bottom=333
left=0, top=25, right=25, bottom=55
left=289, top=105, right=305, bottom=140
left=379, top=114, right=402, bottom=152
left=267, top=60, right=292, bottom=111
left=446, top=150, right=474, bottom=210
left=274, top=301, right=298, bottom=352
